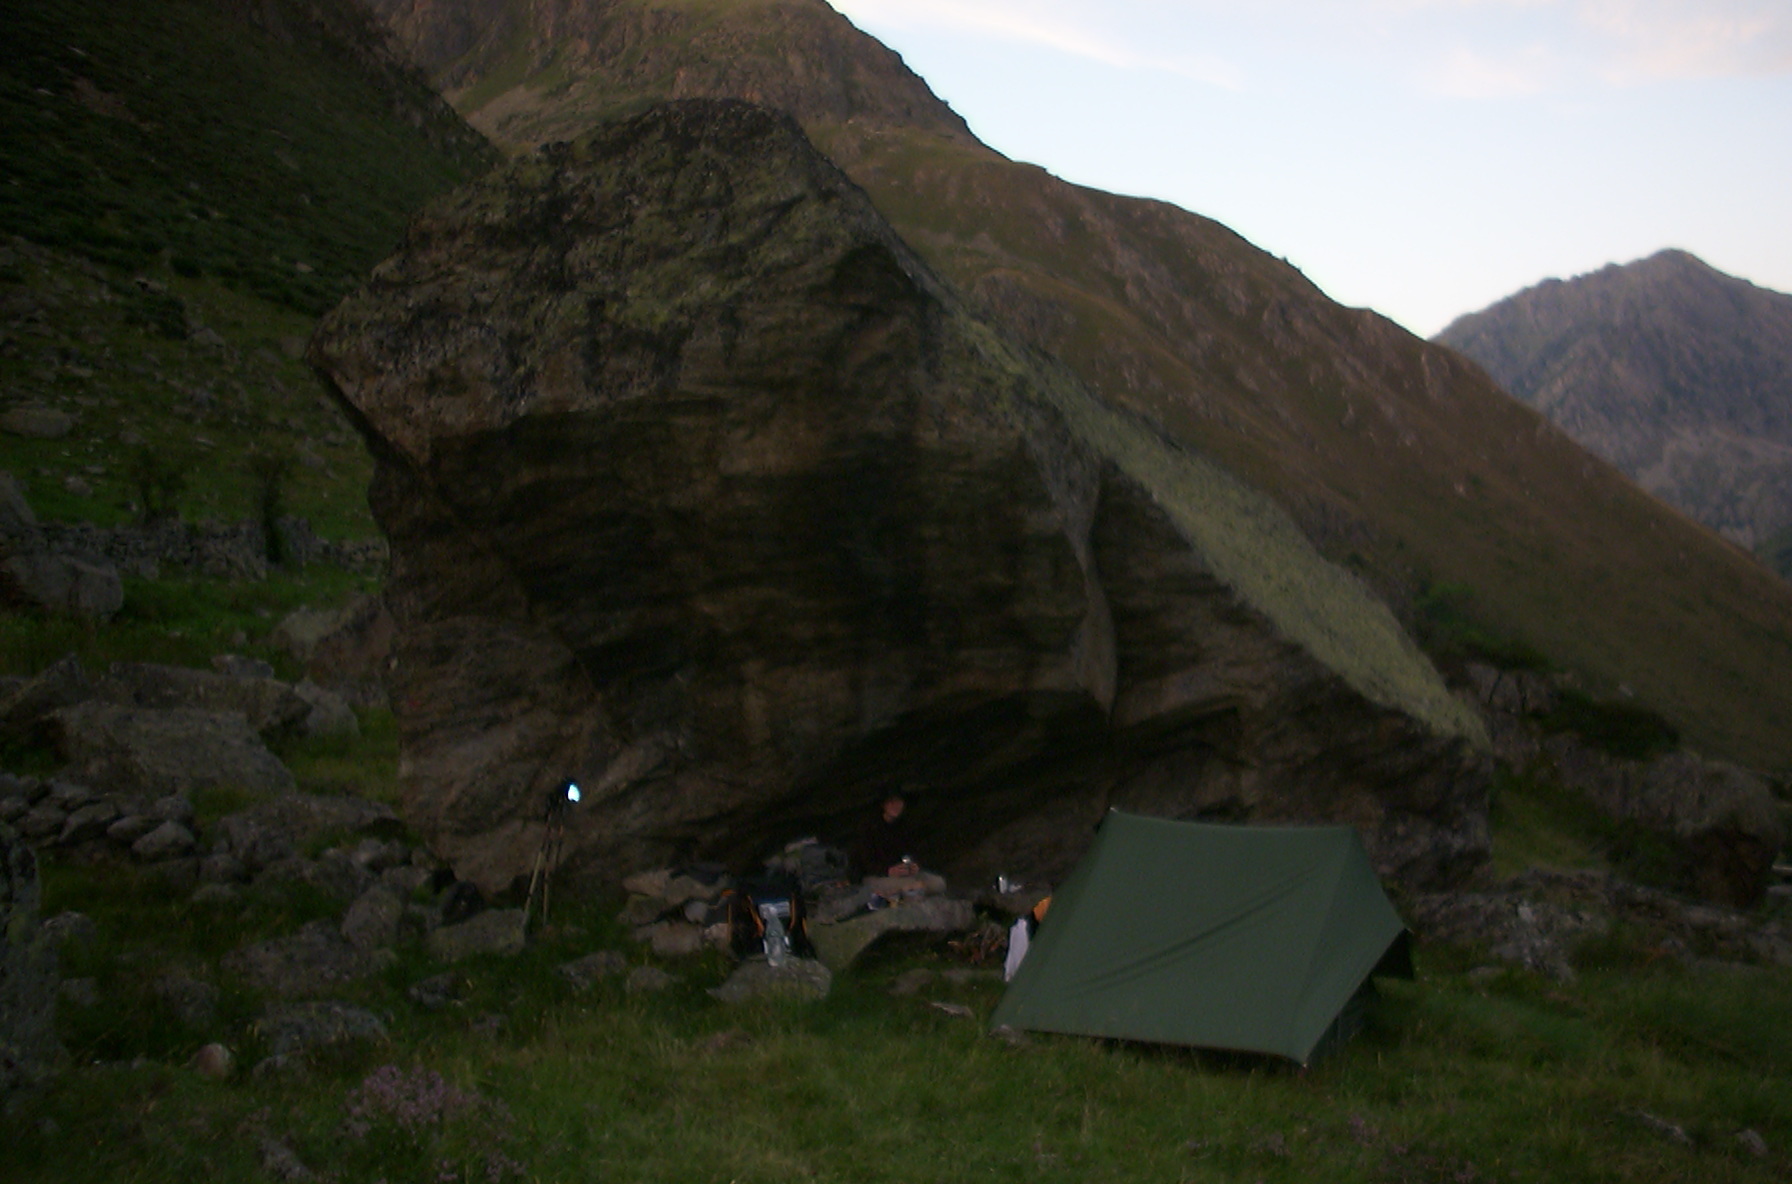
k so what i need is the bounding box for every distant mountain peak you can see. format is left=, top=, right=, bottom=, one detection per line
left=1437, top=252, right=1792, bottom=570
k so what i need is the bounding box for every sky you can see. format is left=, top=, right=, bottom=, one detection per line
left=825, top=0, right=1792, bottom=337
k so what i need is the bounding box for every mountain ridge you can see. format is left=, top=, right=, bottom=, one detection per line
left=1436, top=250, right=1792, bottom=570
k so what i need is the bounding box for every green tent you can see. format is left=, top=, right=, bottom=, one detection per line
left=990, top=811, right=1412, bottom=1064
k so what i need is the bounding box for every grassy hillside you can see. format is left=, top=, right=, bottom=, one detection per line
left=0, top=0, right=494, bottom=667
left=358, top=0, right=1792, bottom=776
left=0, top=0, right=493, bottom=315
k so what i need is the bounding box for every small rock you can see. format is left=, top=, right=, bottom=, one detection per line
left=407, top=972, right=463, bottom=1011
left=48, top=780, right=98, bottom=812
left=618, top=894, right=669, bottom=927
left=41, top=910, right=98, bottom=948
left=708, top=958, right=831, bottom=1004
left=989, top=1024, right=1031, bottom=1047
left=621, top=868, right=672, bottom=898
left=427, top=908, right=526, bottom=963
left=198, top=851, right=246, bottom=884
left=928, top=1001, right=975, bottom=1019
left=191, top=882, right=240, bottom=905
left=57, top=799, right=119, bottom=844
left=626, top=966, right=679, bottom=994
left=105, top=814, right=157, bottom=845
left=256, top=1000, right=387, bottom=1058
left=211, top=654, right=275, bottom=679
left=1, top=406, right=74, bottom=438
left=154, top=972, right=220, bottom=1027
left=636, top=920, right=705, bottom=958
left=558, top=950, right=628, bottom=992
left=191, top=1042, right=234, bottom=1080
left=1630, top=1109, right=1692, bottom=1146
left=223, top=919, right=386, bottom=997
left=257, top=1135, right=317, bottom=1182
left=1736, top=1129, right=1769, bottom=1158
left=132, top=820, right=197, bottom=862
left=148, top=793, right=195, bottom=825
left=379, top=864, right=431, bottom=896
left=340, top=886, right=403, bottom=951
left=16, top=805, right=64, bottom=840
left=188, top=326, right=225, bottom=349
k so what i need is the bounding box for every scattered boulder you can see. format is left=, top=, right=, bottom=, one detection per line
left=97, top=661, right=310, bottom=738
left=256, top=1000, right=387, bottom=1059
left=0, top=407, right=74, bottom=439
left=1408, top=868, right=1792, bottom=977
left=427, top=908, right=526, bottom=963
left=406, top=972, right=464, bottom=1011
left=191, top=1042, right=234, bottom=1081
left=38, top=911, right=97, bottom=950
left=1, top=824, right=63, bottom=1102
left=808, top=896, right=976, bottom=972
left=153, top=972, right=220, bottom=1028
left=47, top=702, right=296, bottom=798
left=624, top=966, right=678, bottom=995
left=131, top=820, right=197, bottom=862
left=212, top=793, right=400, bottom=875
left=1542, top=741, right=1785, bottom=907
left=223, top=920, right=392, bottom=997
left=293, top=680, right=358, bottom=739
left=57, top=799, right=119, bottom=845
left=0, top=551, right=122, bottom=620
left=340, top=886, right=404, bottom=952
left=633, top=921, right=707, bottom=959
left=708, top=957, right=831, bottom=1003
left=0, top=654, right=92, bottom=742
left=270, top=594, right=393, bottom=710
left=557, top=950, right=628, bottom=992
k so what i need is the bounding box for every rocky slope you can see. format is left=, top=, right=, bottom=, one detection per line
left=311, top=100, right=1489, bottom=896
left=359, top=0, right=1792, bottom=779
left=1437, top=250, right=1792, bottom=567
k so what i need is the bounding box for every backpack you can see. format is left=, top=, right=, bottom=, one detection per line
left=726, top=871, right=816, bottom=960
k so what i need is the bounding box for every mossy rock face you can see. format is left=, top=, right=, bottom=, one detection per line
left=312, top=100, right=1486, bottom=896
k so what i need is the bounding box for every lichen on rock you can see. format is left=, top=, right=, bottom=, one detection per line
left=311, top=99, right=1488, bottom=895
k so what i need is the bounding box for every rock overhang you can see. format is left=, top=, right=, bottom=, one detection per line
left=310, top=98, right=1488, bottom=895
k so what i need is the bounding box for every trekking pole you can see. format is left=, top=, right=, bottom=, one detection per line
left=523, top=781, right=581, bottom=931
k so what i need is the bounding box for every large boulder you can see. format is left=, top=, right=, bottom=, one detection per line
left=1542, top=739, right=1786, bottom=908
left=0, top=473, right=121, bottom=621
left=272, top=594, right=394, bottom=710
left=45, top=702, right=297, bottom=798
left=309, top=100, right=1488, bottom=896
left=97, top=662, right=311, bottom=738
left=2, top=824, right=63, bottom=1102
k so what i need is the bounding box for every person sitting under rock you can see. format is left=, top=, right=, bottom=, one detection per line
left=854, top=792, right=945, bottom=898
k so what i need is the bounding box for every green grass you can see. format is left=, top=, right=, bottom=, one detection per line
left=274, top=709, right=399, bottom=804
left=0, top=568, right=378, bottom=679
left=1488, top=766, right=1705, bottom=895
left=4, top=885, right=1788, bottom=1183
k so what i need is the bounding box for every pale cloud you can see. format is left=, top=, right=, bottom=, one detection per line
left=828, top=0, right=1244, bottom=89
left=1577, top=0, right=1792, bottom=81
left=1423, top=44, right=1558, bottom=97
left=829, top=0, right=1792, bottom=100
